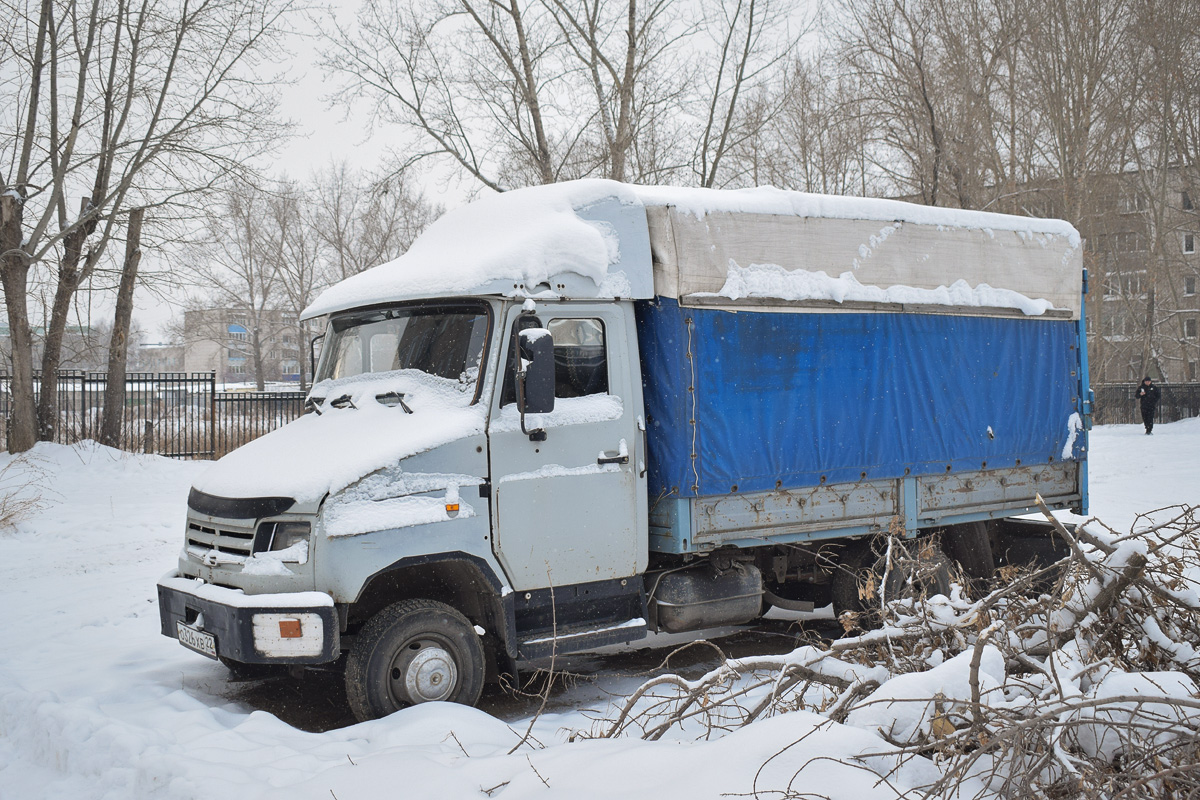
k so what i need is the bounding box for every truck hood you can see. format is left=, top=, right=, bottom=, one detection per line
left=192, top=372, right=487, bottom=505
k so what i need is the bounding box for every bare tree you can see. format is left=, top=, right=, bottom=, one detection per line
left=1021, top=0, right=1129, bottom=223
left=178, top=168, right=437, bottom=392
left=836, top=0, right=953, bottom=204
left=181, top=182, right=290, bottom=391
left=321, top=0, right=566, bottom=190
left=692, top=0, right=811, bottom=188
left=727, top=56, right=874, bottom=195
left=0, top=0, right=292, bottom=450
left=322, top=0, right=814, bottom=192
left=835, top=0, right=1036, bottom=208
left=99, top=207, right=143, bottom=447
left=309, top=163, right=438, bottom=283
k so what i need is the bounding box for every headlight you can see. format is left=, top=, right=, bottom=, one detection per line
left=263, top=521, right=311, bottom=552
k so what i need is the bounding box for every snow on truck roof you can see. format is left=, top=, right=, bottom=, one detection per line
left=301, top=179, right=1084, bottom=321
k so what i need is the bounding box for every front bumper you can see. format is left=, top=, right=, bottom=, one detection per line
left=157, top=573, right=340, bottom=665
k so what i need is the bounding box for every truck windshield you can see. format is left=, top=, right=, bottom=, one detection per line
left=315, top=302, right=491, bottom=394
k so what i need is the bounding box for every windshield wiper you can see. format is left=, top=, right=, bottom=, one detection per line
left=375, top=391, right=413, bottom=414
left=304, top=396, right=324, bottom=416
left=330, top=394, right=357, bottom=409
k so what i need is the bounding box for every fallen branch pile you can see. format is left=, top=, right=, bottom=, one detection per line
left=590, top=503, right=1200, bottom=799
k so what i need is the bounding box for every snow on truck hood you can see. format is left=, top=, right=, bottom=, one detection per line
left=192, top=372, right=485, bottom=505
left=302, top=179, right=1082, bottom=320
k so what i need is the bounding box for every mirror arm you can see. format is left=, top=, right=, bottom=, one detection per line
left=309, top=332, right=325, bottom=380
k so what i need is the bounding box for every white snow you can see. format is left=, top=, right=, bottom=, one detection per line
left=490, top=393, right=624, bottom=434
left=703, top=261, right=1058, bottom=315
left=0, top=419, right=1197, bottom=799
left=159, top=574, right=334, bottom=609
left=844, top=646, right=1007, bottom=744
left=497, top=462, right=621, bottom=485
left=324, top=494, right=476, bottom=538
left=631, top=184, right=1079, bottom=240
left=1062, top=412, right=1084, bottom=460
left=193, top=371, right=485, bottom=504
left=301, top=179, right=1080, bottom=318
left=240, top=540, right=308, bottom=575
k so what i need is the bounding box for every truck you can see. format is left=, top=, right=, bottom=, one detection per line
left=158, top=180, right=1090, bottom=721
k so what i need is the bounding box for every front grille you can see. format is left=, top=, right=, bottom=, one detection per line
left=186, top=519, right=257, bottom=559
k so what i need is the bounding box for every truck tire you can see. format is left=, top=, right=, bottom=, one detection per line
left=831, top=540, right=952, bottom=623
left=941, top=522, right=995, bottom=578
left=941, top=521, right=995, bottom=595
left=345, top=599, right=485, bottom=722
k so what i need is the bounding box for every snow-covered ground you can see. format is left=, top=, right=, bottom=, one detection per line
left=0, top=421, right=1196, bottom=800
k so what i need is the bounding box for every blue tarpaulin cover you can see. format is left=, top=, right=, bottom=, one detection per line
left=635, top=298, right=1082, bottom=498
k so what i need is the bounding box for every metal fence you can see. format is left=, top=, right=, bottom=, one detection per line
left=0, top=371, right=305, bottom=459
left=1092, top=382, right=1200, bottom=426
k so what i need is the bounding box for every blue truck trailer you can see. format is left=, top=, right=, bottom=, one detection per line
left=158, top=180, right=1089, bottom=721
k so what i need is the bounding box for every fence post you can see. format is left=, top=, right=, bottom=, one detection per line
left=144, top=420, right=154, bottom=454
left=209, top=371, right=217, bottom=458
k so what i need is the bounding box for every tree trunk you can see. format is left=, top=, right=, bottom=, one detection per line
left=37, top=197, right=97, bottom=442
left=100, top=208, right=143, bottom=448
left=252, top=327, right=266, bottom=391
left=0, top=193, right=37, bottom=453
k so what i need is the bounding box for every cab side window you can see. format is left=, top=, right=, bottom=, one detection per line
left=548, top=318, right=608, bottom=398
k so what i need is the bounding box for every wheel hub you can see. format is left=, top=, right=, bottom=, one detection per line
left=395, top=643, right=458, bottom=703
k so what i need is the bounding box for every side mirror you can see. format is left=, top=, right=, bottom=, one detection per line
left=517, top=328, right=555, bottom=416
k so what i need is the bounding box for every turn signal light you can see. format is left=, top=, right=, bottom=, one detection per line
left=445, top=503, right=460, bottom=513
left=278, top=619, right=302, bottom=639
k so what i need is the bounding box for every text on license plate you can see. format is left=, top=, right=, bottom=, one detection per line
left=177, top=622, right=218, bottom=659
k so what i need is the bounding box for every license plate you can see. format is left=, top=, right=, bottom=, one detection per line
left=177, top=621, right=218, bottom=659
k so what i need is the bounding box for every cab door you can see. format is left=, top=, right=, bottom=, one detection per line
left=488, top=302, right=647, bottom=591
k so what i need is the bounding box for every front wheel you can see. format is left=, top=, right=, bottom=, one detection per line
left=344, top=599, right=485, bottom=722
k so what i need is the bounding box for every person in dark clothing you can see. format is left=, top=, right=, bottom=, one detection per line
left=1136, top=377, right=1161, bottom=434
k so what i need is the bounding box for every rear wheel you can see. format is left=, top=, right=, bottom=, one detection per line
left=831, top=539, right=952, bottom=624
left=941, top=521, right=995, bottom=596
left=345, top=599, right=485, bottom=722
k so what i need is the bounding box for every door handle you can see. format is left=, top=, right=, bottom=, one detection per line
left=597, top=449, right=629, bottom=465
